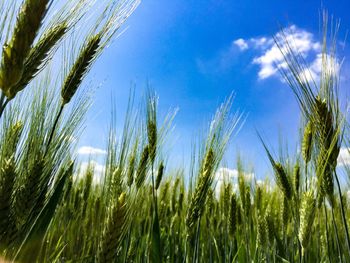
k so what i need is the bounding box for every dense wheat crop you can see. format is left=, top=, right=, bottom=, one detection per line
left=0, top=1, right=349, bottom=262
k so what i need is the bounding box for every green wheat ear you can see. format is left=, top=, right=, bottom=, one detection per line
left=12, top=157, right=45, bottom=228
left=155, top=161, right=164, bottom=190
left=229, top=193, right=237, bottom=237
left=255, top=185, right=263, bottom=212
left=299, top=191, right=316, bottom=255
left=127, top=153, right=136, bottom=187
left=244, top=185, right=251, bottom=217
left=0, top=157, right=17, bottom=243
left=126, top=236, right=138, bottom=262
left=146, top=93, right=157, bottom=164
left=0, top=0, right=50, bottom=98
left=98, top=192, right=127, bottom=263
left=302, top=121, right=313, bottom=164
left=316, top=147, right=334, bottom=206
left=61, top=34, right=101, bottom=104
left=135, top=145, right=149, bottom=189
left=265, top=205, right=277, bottom=245
left=293, top=163, right=300, bottom=195
left=186, top=148, right=214, bottom=231
left=256, top=213, right=268, bottom=250
left=258, top=134, right=293, bottom=200
left=281, top=195, right=289, bottom=231
left=11, top=23, right=67, bottom=95
left=274, top=162, right=292, bottom=200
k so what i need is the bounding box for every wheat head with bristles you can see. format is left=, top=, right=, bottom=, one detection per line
left=186, top=148, right=214, bottom=231
left=265, top=205, right=277, bottom=246
left=274, top=162, right=293, bottom=200
left=11, top=23, right=67, bottom=95
left=0, top=0, right=50, bottom=98
left=171, top=176, right=180, bottom=213
left=0, top=157, right=16, bottom=243
left=299, top=191, right=316, bottom=256
left=61, top=34, right=101, bottom=105
left=256, top=213, right=268, bottom=250
left=12, top=157, right=45, bottom=229
left=255, top=185, right=263, bottom=213
left=293, top=163, right=300, bottom=195
left=281, top=195, right=289, bottom=231
left=258, top=134, right=293, bottom=200
left=97, top=192, right=127, bottom=263
left=316, top=146, right=335, bottom=206
left=229, top=193, right=237, bottom=237
left=155, top=161, right=164, bottom=190
left=302, top=121, right=313, bottom=164
left=146, top=92, right=157, bottom=164
left=135, top=145, right=149, bottom=189
left=127, top=152, right=136, bottom=187
left=61, top=0, right=141, bottom=105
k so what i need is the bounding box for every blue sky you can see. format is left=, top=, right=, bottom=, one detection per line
left=78, top=0, right=350, bottom=180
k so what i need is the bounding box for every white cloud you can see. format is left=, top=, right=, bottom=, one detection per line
left=233, top=38, right=249, bottom=51
left=235, top=25, right=332, bottom=81
left=251, top=37, right=271, bottom=48
left=337, top=148, right=350, bottom=166
left=252, top=25, right=321, bottom=80
left=78, top=146, right=107, bottom=155
left=205, top=25, right=341, bottom=81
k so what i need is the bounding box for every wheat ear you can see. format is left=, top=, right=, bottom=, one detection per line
left=0, top=0, right=50, bottom=97
left=98, top=192, right=127, bottom=263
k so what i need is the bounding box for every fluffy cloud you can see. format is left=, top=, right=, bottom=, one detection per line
left=233, top=38, right=249, bottom=51
left=254, top=26, right=320, bottom=79
left=78, top=146, right=107, bottom=155
left=233, top=25, right=329, bottom=81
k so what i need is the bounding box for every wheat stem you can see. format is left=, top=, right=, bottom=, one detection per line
left=0, top=92, right=5, bottom=109
left=334, top=170, right=350, bottom=255
left=0, top=97, right=9, bottom=118
left=45, top=104, right=64, bottom=156
left=323, top=201, right=332, bottom=263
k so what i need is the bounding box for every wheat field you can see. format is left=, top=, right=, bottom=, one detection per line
left=0, top=1, right=349, bottom=262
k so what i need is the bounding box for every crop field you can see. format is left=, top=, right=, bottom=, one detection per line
left=0, top=0, right=349, bottom=262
